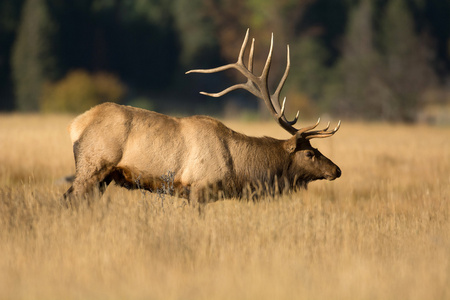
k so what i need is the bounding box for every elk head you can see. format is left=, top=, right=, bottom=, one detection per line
left=187, top=29, right=341, bottom=186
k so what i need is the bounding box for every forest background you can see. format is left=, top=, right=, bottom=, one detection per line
left=1, top=0, right=450, bottom=123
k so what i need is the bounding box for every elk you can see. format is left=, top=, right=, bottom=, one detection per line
left=62, top=29, right=341, bottom=206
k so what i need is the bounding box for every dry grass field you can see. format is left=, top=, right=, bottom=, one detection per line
left=0, top=113, right=449, bottom=300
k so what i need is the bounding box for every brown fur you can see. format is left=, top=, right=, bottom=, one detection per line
left=63, top=102, right=341, bottom=205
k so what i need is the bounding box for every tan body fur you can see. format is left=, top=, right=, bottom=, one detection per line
left=63, top=102, right=341, bottom=205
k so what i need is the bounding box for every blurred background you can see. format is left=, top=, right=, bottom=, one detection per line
left=0, top=0, right=449, bottom=123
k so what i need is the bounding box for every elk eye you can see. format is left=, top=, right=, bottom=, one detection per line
left=305, top=151, right=314, bottom=159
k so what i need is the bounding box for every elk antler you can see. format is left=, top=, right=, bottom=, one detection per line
left=186, top=29, right=340, bottom=139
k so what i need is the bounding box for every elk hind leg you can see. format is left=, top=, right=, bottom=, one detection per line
left=62, top=163, right=115, bottom=204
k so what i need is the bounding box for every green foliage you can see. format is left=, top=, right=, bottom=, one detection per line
left=247, top=0, right=274, bottom=29
left=281, top=37, right=330, bottom=118
left=172, top=0, right=217, bottom=67
left=336, top=0, right=381, bottom=119
left=290, top=37, right=329, bottom=100
left=40, top=70, right=126, bottom=113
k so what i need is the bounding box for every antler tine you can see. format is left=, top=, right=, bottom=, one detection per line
left=288, top=111, right=300, bottom=126
left=269, top=44, right=301, bottom=129
left=260, top=33, right=274, bottom=83
left=248, top=38, right=255, bottom=72
left=297, top=118, right=321, bottom=135
left=237, top=28, right=250, bottom=65
left=185, top=63, right=236, bottom=75
left=302, top=121, right=330, bottom=136
left=185, top=29, right=251, bottom=76
left=280, top=97, right=287, bottom=115
left=272, top=45, right=290, bottom=102
left=200, top=83, right=260, bottom=99
left=305, top=120, right=341, bottom=139
left=316, top=121, right=331, bottom=133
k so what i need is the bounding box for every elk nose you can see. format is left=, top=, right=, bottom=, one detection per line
left=335, top=166, right=342, bottom=178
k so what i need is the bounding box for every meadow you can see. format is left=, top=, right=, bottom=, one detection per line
left=0, top=113, right=449, bottom=300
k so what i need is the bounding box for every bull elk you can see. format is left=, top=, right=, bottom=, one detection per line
left=63, top=29, right=341, bottom=206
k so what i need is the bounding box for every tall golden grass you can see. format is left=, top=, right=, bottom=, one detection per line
left=0, top=114, right=449, bottom=300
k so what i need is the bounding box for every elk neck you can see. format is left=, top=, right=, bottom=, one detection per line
left=227, top=132, right=293, bottom=187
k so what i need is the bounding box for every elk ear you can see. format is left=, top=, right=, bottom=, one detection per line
left=285, top=135, right=298, bottom=153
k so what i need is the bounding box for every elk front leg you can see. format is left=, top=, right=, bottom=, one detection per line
left=189, top=183, right=211, bottom=215
left=189, top=181, right=226, bottom=214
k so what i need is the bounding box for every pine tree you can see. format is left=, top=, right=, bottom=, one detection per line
left=11, top=0, right=55, bottom=111
left=172, top=0, right=217, bottom=67
left=338, top=0, right=382, bottom=119
left=378, top=0, right=437, bottom=122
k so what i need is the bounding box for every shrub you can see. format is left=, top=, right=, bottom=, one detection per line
left=40, top=70, right=126, bottom=113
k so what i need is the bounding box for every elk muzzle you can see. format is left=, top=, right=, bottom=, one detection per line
left=324, top=164, right=341, bottom=180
